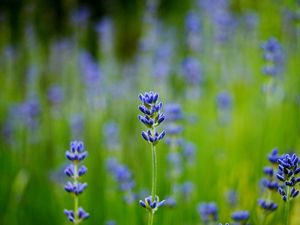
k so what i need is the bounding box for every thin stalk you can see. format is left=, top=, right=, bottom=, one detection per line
left=261, top=213, right=268, bottom=225
left=285, top=187, right=290, bottom=225
left=151, top=143, right=157, bottom=200
left=148, top=127, right=157, bottom=225
left=148, top=212, right=154, bottom=225
left=285, top=200, right=290, bottom=225
left=74, top=162, right=79, bottom=224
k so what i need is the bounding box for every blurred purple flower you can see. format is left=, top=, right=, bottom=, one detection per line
left=216, top=91, right=232, bottom=110
left=47, top=85, right=64, bottom=105
left=182, top=57, right=202, bottom=85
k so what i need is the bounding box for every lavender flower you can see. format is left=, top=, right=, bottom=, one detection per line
left=153, top=43, right=173, bottom=78
left=231, top=210, right=249, bottom=224
left=261, top=38, right=284, bottom=76
left=258, top=149, right=279, bottom=215
left=103, top=122, right=120, bottom=151
left=276, top=153, right=300, bottom=201
left=217, top=92, right=232, bottom=110
left=258, top=199, right=278, bottom=212
left=268, top=148, right=281, bottom=164
left=70, top=7, right=90, bottom=26
left=138, top=91, right=166, bottom=144
left=106, top=157, right=136, bottom=204
left=185, top=11, right=202, bottom=51
left=164, top=196, right=177, bottom=207
left=197, top=202, right=218, bottom=224
left=139, top=196, right=165, bottom=213
left=200, top=0, right=236, bottom=43
left=138, top=91, right=166, bottom=224
left=105, top=220, right=117, bottom=225
left=182, top=142, right=195, bottom=162
left=164, top=103, right=183, bottom=151
left=64, top=141, right=89, bottom=223
left=226, top=189, right=237, bottom=207
left=79, top=51, right=101, bottom=87
left=174, top=181, right=194, bottom=199
left=47, top=85, right=64, bottom=105
left=70, top=114, right=84, bottom=138
left=181, top=57, right=202, bottom=85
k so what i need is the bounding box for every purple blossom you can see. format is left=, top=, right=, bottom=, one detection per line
left=261, top=37, right=284, bottom=76
left=47, top=85, right=64, bottom=105
left=197, top=202, right=218, bottom=223
left=231, top=210, right=249, bottom=222
left=182, top=57, right=202, bottom=85
left=138, top=91, right=166, bottom=144
left=216, top=91, right=232, bottom=110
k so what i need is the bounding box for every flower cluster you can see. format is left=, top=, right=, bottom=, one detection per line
left=139, top=195, right=165, bottom=213
left=231, top=210, right=249, bottom=225
left=197, top=202, right=218, bottom=224
left=138, top=91, right=166, bottom=145
left=216, top=91, right=233, bottom=124
left=106, top=157, right=136, bottom=203
left=261, top=37, right=284, bottom=76
left=258, top=148, right=279, bottom=214
left=138, top=91, right=166, bottom=221
left=165, top=103, right=183, bottom=138
left=181, top=57, right=202, bottom=86
left=258, top=199, right=277, bottom=212
left=64, top=141, right=89, bottom=223
left=276, top=153, right=300, bottom=201
left=185, top=11, right=202, bottom=51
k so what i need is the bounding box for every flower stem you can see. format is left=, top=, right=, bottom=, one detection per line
left=285, top=200, right=290, bottom=225
left=74, top=162, right=79, bottom=224
left=151, top=143, right=157, bottom=200
left=285, top=187, right=290, bottom=225
left=148, top=212, right=154, bottom=225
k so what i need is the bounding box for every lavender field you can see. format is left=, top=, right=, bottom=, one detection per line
left=1, top=0, right=300, bottom=225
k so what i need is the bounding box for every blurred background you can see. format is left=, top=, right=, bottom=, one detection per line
left=0, top=0, right=300, bottom=224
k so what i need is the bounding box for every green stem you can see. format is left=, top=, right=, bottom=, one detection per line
left=261, top=213, right=268, bottom=225
left=285, top=187, right=290, bottom=225
left=74, top=162, right=79, bottom=224
left=148, top=212, right=154, bottom=225
left=285, top=200, right=290, bottom=225
left=148, top=126, right=157, bottom=225
left=151, top=143, right=157, bottom=200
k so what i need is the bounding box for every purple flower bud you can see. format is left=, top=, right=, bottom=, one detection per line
left=139, top=200, right=146, bottom=208
left=141, top=131, right=149, bottom=141
left=158, top=131, right=166, bottom=140
left=64, top=165, right=75, bottom=177
left=78, top=165, right=88, bottom=176
left=78, top=207, right=89, bottom=220
left=64, top=209, right=75, bottom=222
left=231, top=210, right=249, bottom=222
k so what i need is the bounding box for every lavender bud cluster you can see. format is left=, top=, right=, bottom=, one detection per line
left=261, top=37, right=284, bottom=76
left=231, top=210, right=249, bottom=225
left=139, top=196, right=165, bottom=213
left=64, top=141, right=89, bottom=223
left=138, top=91, right=166, bottom=144
left=276, top=153, right=300, bottom=201
left=258, top=148, right=279, bottom=213
left=106, top=157, right=136, bottom=203
left=197, top=202, right=218, bottom=224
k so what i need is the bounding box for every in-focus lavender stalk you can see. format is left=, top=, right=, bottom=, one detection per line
left=138, top=91, right=166, bottom=225
left=64, top=141, right=89, bottom=224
